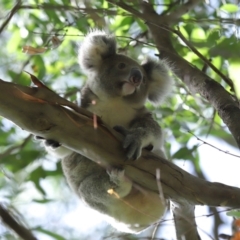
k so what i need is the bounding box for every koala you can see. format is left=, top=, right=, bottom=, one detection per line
left=42, top=30, right=173, bottom=233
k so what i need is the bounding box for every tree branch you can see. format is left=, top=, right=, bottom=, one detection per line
left=107, top=0, right=143, bottom=18
left=174, top=26, right=234, bottom=89
left=166, top=0, right=203, bottom=23
left=0, top=79, right=239, bottom=208
left=172, top=201, right=200, bottom=240
left=0, top=204, right=38, bottom=240
left=0, top=0, right=22, bottom=35
left=0, top=134, right=32, bottom=160
left=19, top=4, right=117, bottom=15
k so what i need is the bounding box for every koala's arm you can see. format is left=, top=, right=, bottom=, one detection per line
left=114, top=111, right=165, bottom=160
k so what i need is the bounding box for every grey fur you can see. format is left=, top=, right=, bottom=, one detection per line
left=44, top=30, right=173, bottom=233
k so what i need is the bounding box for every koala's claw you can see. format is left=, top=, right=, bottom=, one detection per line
left=35, top=136, right=61, bottom=149
left=35, top=136, right=44, bottom=140
left=45, top=139, right=61, bottom=148
left=114, top=125, right=142, bottom=160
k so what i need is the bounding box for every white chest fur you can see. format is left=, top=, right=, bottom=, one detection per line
left=88, top=97, right=137, bottom=128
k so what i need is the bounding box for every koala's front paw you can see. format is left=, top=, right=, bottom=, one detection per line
left=113, top=126, right=143, bottom=160
left=35, top=136, right=61, bottom=149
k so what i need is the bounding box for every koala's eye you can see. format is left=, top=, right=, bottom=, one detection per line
left=118, top=62, right=126, bottom=69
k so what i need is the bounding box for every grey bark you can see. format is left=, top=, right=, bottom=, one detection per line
left=0, top=79, right=239, bottom=207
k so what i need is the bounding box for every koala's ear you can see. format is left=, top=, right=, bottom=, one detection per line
left=78, top=30, right=116, bottom=73
left=142, top=58, right=173, bottom=104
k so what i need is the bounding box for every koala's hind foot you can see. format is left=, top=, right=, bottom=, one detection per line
left=107, top=168, right=132, bottom=198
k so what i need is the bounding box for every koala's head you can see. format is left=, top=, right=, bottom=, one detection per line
left=79, top=30, right=172, bottom=104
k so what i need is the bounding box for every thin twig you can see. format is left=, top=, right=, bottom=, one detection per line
left=188, top=131, right=240, bottom=158
left=107, top=0, right=143, bottom=19
left=0, top=135, right=32, bottom=161
left=167, top=0, right=203, bottom=23
left=20, top=4, right=116, bottom=15
left=174, top=26, right=234, bottom=90
left=0, top=0, right=22, bottom=35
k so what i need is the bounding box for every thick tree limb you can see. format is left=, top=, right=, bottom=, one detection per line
left=0, top=79, right=237, bottom=240
left=0, top=78, right=239, bottom=240
left=0, top=79, right=239, bottom=208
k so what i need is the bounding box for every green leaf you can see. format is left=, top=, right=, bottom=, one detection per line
left=28, top=166, right=48, bottom=195
left=33, top=198, right=54, bottom=204
left=1, top=150, right=40, bottom=172
left=221, top=3, right=239, bottom=13
left=190, top=28, right=206, bottom=41
left=227, top=210, right=240, bottom=218
left=172, top=147, right=194, bottom=161
left=32, top=55, right=46, bottom=80
left=35, top=227, right=66, bottom=240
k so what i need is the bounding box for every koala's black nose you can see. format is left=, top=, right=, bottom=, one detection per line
left=130, top=68, right=143, bottom=85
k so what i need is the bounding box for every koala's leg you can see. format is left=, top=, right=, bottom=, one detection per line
left=62, top=153, right=132, bottom=207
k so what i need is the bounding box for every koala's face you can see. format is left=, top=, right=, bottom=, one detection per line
left=97, top=55, right=148, bottom=100
left=79, top=31, right=172, bottom=105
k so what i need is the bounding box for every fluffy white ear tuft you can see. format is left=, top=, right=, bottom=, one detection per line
left=78, top=30, right=116, bottom=73
left=142, top=58, right=173, bottom=103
